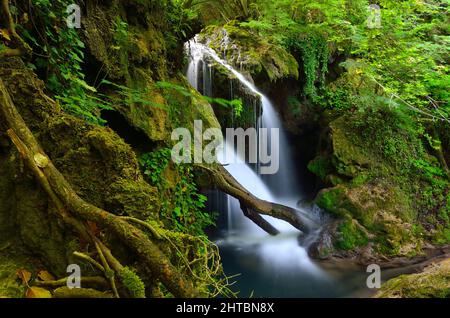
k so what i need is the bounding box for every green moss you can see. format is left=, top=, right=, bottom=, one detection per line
left=316, top=186, right=350, bottom=218
left=433, top=227, right=450, bottom=245
left=314, top=99, right=449, bottom=257
left=119, top=267, right=146, bottom=298
left=376, top=259, right=450, bottom=298
left=308, top=156, right=332, bottom=180
left=350, top=173, right=371, bottom=187
left=330, top=116, right=372, bottom=178
left=335, top=219, right=368, bottom=250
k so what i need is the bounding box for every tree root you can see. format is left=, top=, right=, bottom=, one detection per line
left=73, top=252, right=106, bottom=273
left=196, top=163, right=317, bottom=234
left=0, top=79, right=200, bottom=298
left=33, top=276, right=109, bottom=290
left=1, top=0, right=32, bottom=57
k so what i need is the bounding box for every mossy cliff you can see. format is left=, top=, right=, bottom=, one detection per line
left=82, top=0, right=217, bottom=141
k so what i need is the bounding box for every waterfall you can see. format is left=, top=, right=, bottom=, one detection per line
left=186, top=38, right=301, bottom=206
left=185, top=37, right=325, bottom=293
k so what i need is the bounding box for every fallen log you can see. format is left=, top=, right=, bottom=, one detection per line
left=196, top=163, right=317, bottom=234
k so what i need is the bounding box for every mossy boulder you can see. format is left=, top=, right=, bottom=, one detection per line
left=316, top=181, right=420, bottom=256
left=329, top=116, right=373, bottom=178
left=376, top=258, right=450, bottom=298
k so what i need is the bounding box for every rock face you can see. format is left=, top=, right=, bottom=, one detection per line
left=376, top=258, right=450, bottom=298
left=308, top=221, right=338, bottom=260
left=309, top=98, right=450, bottom=260
left=82, top=0, right=219, bottom=141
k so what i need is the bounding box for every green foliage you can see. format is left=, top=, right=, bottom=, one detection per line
left=434, top=227, right=450, bottom=245
left=412, top=159, right=447, bottom=180
left=315, top=85, right=353, bottom=111
left=139, top=148, right=215, bottom=236
left=350, top=99, right=425, bottom=173
left=285, top=33, right=329, bottom=97
left=18, top=0, right=110, bottom=123
left=155, top=81, right=244, bottom=119
left=167, top=1, right=199, bottom=40
left=195, top=0, right=449, bottom=122
left=140, top=148, right=172, bottom=185
left=118, top=267, right=146, bottom=298
left=348, top=0, right=450, bottom=123
left=188, top=0, right=258, bottom=21
left=100, top=80, right=168, bottom=111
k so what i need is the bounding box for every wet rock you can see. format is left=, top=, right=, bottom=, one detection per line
left=308, top=222, right=338, bottom=260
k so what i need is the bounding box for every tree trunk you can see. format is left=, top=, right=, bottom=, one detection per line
left=196, top=164, right=317, bottom=234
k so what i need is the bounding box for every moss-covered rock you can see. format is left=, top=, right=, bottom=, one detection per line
left=335, top=219, right=368, bottom=250
left=82, top=0, right=219, bottom=143
left=376, top=258, right=450, bottom=298
left=311, top=104, right=448, bottom=259
left=329, top=116, right=373, bottom=178
left=315, top=181, right=419, bottom=255
left=199, top=22, right=299, bottom=82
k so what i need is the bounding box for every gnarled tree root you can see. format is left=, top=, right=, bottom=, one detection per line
left=196, top=164, right=317, bottom=235
left=0, top=79, right=199, bottom=298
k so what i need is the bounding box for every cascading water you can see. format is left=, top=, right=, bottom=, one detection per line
left=185, top=37, right=373, bottom=297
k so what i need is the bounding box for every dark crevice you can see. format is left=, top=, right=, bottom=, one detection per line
left=101, top=110, right=156, bottom=154
left=291, top=128, right=325, bottom=201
